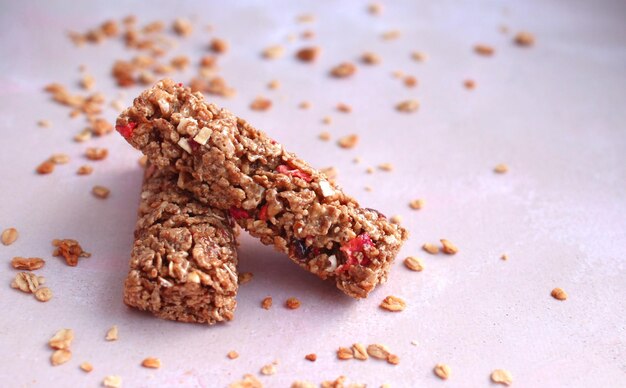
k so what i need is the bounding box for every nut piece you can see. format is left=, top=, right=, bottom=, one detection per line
left=514, top=31, right=535, bottom=47
left=103, top=375, right=122, bottom=388
left=35, top=287, right=53, bottom=302
left=106, top=325, right=118, bottom=341
left=409, top=199, right=424, bottom=210
left=337, top=134, right=359, bottom=149
left=296, top=47, right=320, bottom=62
left=142, top=357, right=162, bottom=369
left=434, top=363, right=451, bottom=380
left=305, top=353, right=317, bottom=362
left=286, top=297, right=301, bottom=310
left=11, top=257, right=45, bottom=270
left=51, top=349, right=72, bottom=366
left=440, top=239, right=458, bottom=255
left=403, top=256, right=424, bottom=272
left=80, top=362, right=93, bottom=372
left=366, top=344, right=390, bottom=360
left=261, top=296, right=273, bottom=310
left=2, top=227, right=18, bottom=245
left=491, top=369, right=513, bottom=386
left=474, top=44, right=495, bottom=56
left=396, top=99, right=419, bottom=113
left=494, top=163, right=509, bottom=174
left=422, top=243, right=439, bottom=254
left=352, top=343, right=368, bottom=360
left=227, top=351, right=239, bottom=360
left=551, top=287, right=568, bottom=301
left=49, top=329, right=74, bottom=350
left=85, top=147, right=108, bottom=160
left=330, top=62, right=357, bottom=78
left=92, top=185, right=110, bottom=199
left=380, top=295, right=407, bottom=312
left=337, top=347, right=354, bottom=360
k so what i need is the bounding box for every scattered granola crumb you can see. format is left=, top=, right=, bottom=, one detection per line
left=210, top=38, right=229, bottom=54
left=299, top=101, right=311, bottom=109
left=50, top=153, right=70, bottom=164
left=301, top=30, right=315, bottom=40
left=36, top=160, right=55, bottom=175
left=49, top=329, right=74, bottom=350
left=410, top=340, right=419, bottom=346
left=51, top=349, right=72, bottom=366
left=321, top=376, right=347, bottom=388
left=172, top=18, right=192, bottom=37
left=105, top=325, right=118, bottom=341
left=305, top=353, right=317, bottom=362
left=368, top=3, right=383, bottom=15
left=238, top=272, right=254, bottom=285
left=380, top=295, right=406, bottom=312
left=286, top=297, right=301, bottom=310
left=321, top=116, right=332, bottom=125
left=464, top=79, right=476, bottom=90
left=390, top=215, right=402, bottom=224
left=85, top=147, right=108, bottom=161
left=330, top=62, right=357, bottom=78
left=337, top=134, right=359, bottom=149
left=296, top=47, right=320, bottom=62
left=77, top=165, right=94, bottom=175
left=102, top=375, right=122, bottom=388
left=434, top=363, right=451, bottom=380
left=297, top=13, right=315, bottom=23
left=382, top=30, right=401, bottom=40
left=142, top=357, right=162, bottom=369
left=494, top=163, right=509, bottom=174
left=514, top=31, right=535, bottom=47
left=261, top=296, right=273, bottom=310
left=230, top=374, right=262, bottom=388
left=501, top=254, right=509, bottom=261
left=336, top=103, right=352, bottom=113
left=364, top=186, right=373, bottom=192
left=353, top=157, right=362, bottom=164
left=387, top=354, right=400, bottom=365
left=391, top=70, right=404, bottom=79
left=1, top=227, right=18, bottom=246
left=34, top=287, right=53, bottom=302
left=404, top=256, right=424, bottom=272
left=52, top=238, right=91, bottom=267
left=260, top=362, right=277, bottom=375
left=366, top=344, right=390, bottom=360
left=92, top=185, right=111, bottom=199
left=262, top=45, right=284, bottom=59
left=74, top=129, right=92, bottom=143
left=361, top=52, right=381, bottom=65
left=378, top=163, right=394, bottom=172
left=352, top=343, right=368, bottom=360
left=474, top=44, right=495, bottom=56
left=267, top=80, right=281, bottom=90
left=365, top=167, right=374, bottom=174
left=319, top=131, right=331, bottom=141
left=80, top=362, right=93, bottom=373
left=396, top=99, right=419, bottom=113
left=11, top=257, right=45, bottom=270
left=551, top=287, right=568, bottom=301
left=337, top=347, right=354, bottom=360
left=491, top=369, right=513, bottom=386
left=250, top=97, right=272, bottom=111
left=80, top=74, right=95, bottom=90
left=409, top=199, right=424, bottom=210
left=422, top=243, right=439, bottom=254
left=11, top=272, right=40, bottom=293
left=227, top=351, right=239, bottom=360
left=38, top=119, right=52, bottom=128
left=441, top=239, right=458, bottom=255
left=411, top=51, right=428, bottom=62
left=404, top=75, right=418, bottom=88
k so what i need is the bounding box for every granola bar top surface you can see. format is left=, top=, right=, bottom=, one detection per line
left=118, top=79, right=408, bottom=298
left=124, top=163, right=239, bottom=324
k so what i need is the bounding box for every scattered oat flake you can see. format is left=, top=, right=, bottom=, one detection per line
left=11, top=257, right=45, bottom=270
left=361, top=52, right=381, bottom=65
left=51, top=349, right=72, bottom=366
left=494, top=163, right=509, bottom=174
left=250, top=97, right=272, bottom=111
left=387, top=354, right=400, bottom=365
left=85, top=147, right=108, bottom=161
left=352, top=343, right=368, bottom=360
left=336, top=103, right=352, bottom=113
left=434, top=363, right=451, bottom=380
left=299, top=101, right=311, bottom=109
left=368, top=3, right=383, bottom=15
left=367, top=344, right=390, bottom=360
left=404, top=256, right=424, bottom=272
left=491, top=369, right=513, bottom=386
left=227, top=351, right=239, bottom=360
left=337, top=347, right=354, bottom=360
left=422, top=243, right=439, bottom=254
left=409, top=199, right=424, bottom=210
left=411, top=51, right=428, bottom=62
left=365, top=167, right=374, bottom=174
left=514, top=31, right=535, bottom=47
left=260, top=363, right=277, bottom=375
left=378, top=163, right=394, bottom=171
left=396, top=99, right=419, bottom=113
left=296, top=47, right=320, bottom=62
left=49, top=329, right=74, bottom=350
left=106, top=325, right=118, bottom=341
left=262, top=45, right=284, bottom=59
left=2, top=227, right=18, bottom=245
left=286, top=297, right=301, bottom=309
left=238, top=272, right=254, bottom=285
left=80, top=362, right=93, bottom=373
left=35, top=287, right=53, bottom=302
left=92, top=185, right=111, bottom=199
left=103, top=375, right=122, bottom=388
left=441, top=239, right=458, bottom=255
left=142, top=357, right=162, bottom=369
left=36, top=160, right=55, bottom=174
left=305, top=353, right=317, bottom=362
left=261, top=296, right=273, bottom=310
left=12, top=272, right=40, bottom=293
left=382, top=30, right=400, bottom=40
left=77, top=165, right=93, bottom=175
left=319, top=131, right=331, bottom=141
left=38, top=119, right=52, bottom=128
left=330, top=62, right=357, bottom=78
left=229, top=374, right=262, bottom=388
left=52, top=238, right=91, bottom=267
left=337, top=134, right=359, bottom=149
left=551, top=287, right=568, bottom=301
left=322, top=116, right=332, bottom=125
left=474, top=44, right=495, bottom=56
left=380, top=295, right=406, bottom=312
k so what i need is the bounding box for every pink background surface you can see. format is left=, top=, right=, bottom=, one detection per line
left=0, top=1, right=625, bottom=387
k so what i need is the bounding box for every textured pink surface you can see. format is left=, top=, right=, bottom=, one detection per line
left=0, top=1, right=625, bottom=387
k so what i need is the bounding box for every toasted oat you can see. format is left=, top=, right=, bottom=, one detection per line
left=38, top=119, right=52, bottom=128
left=34, top=287, right=53, bottom=302
left=102, top=375, right=122, bottom=388
left=210, top=38, right=229, bottom=54
left=411, top=51, right=428, bottom=62
left=12, top=272, right=39, bottom=293
left=404, top=75, right=418, bottom=88
left=380, top=295, right=406, bottom=312
left=441, top=239, right=458, bottom=255
left=105, top=325, right=118, bottom=341
left=142, top=357, right=162, bottom=368
left=49, top=329, right=74, bottom=350
left=366, top=344, right=390, bottom=360
left=85, top=147, right=108, bottom=160
left=260, top=362, right=277, bottom=375
left=11, top=257, right=45, bottom=270
left=551, top=287, right=568, bottom=301
left=514, top=31, right=535, bottom=47
left=267, top=80, right=281, bottom=90
left=390, top=215, right=402, bottom=224
left=230, top=374, right=262, bottom=388
left=409, top=199, right=424, bottom=210
left=337, top=347, right=354, bottom=360
left=422, top=243, right=439, bottom=254
left=52, top=238, right=91, bottom=267
left=501, top=254, right=509, bottom=261
left=382, top=30, right=400, bottom=40
left=330, top=62, right=356, bottom=78
left=296, top=47, right=320, bottom=62
left=494, top=163, right=509, bottom=174
left=36, top=160, right=55, bottom=174
left=2, top=227, right=18, bottom=245
left=322, top=116, right=332, bottom=125
left=404, top=256, right=424, bottom=272
left=337, top=134, right=359, bottom=149
left=51, top=349, right=72, bottom=366
left=368, top=3, right=383, bottom=15
left=170, top=55, right=190, bottom=70
left=74, top=128, right=92, bottom=142
left=262, top=45, right=284, bottom=59
left=434, top=363, right=451, bottom=380
left=464, top=79, right=476, bottom=90
left=238, top=272, right=254, bottom=285
left=261, top=296, right=273, bottom=310
left=474, top=44, right=495, bottom=56
left=365, top=167, right=374, bottom=174
left=396, top=99, right=419, bottom=113
left=352, top=343, right=368, bottom=360
left=92, top=185, right=110, bottom=199
left=172, top=18, right=192, bottom=37
left=491, top=369, right=513, bottom=386
left=77, top=165, right=94, bottom=175
left=318, top=132, right=332, bottom=143
left=299, top=101, right=311, bottom=109
left=80, top=74, right=95, bottom=90
left=250, top=97, right=272, bottom=111
left=305, top=353, right=317, bottom=362
left=378, top=163, right=394, bottom=171
left=387, top=354, right=400, bottom=365
left=336, top=103, right=352, bottom=113
left=79, top=362, right=93, bottom=373
left=321, top=377, right=348, bottom=388
left=361, top=52, right=381, bottom=65
left=286, top=297, right=301, bottom=309
left=227, top=351, right=239, bottom=360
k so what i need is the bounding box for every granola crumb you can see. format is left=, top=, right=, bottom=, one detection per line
left=298, top=101, right=311, bottom=109
left=262, top=45, right=284, bottom=59
left=85, top=147, right=108, bottom=161
left=227, top=351, right=239, bottom=360
left=404, top=75, right=418, bottom=88
left=411, top=51, right=428, bottom=62
left=403, top=256, right=424, bottom=272
left=422, top=243, right=439, bottom=254
left=337, top=347, right=354, bottom=360
left=330, top=62, right=356, bottom=78
left=501, top=254, right=509, bottom=261
left=364, top=186, right=373, bottom=192
left=434, top=363, right=451, bottom=380
left=34, top=287, right=53, bottom=302
left=474, top=44, right=495, bottom=56
left=387, top=354, right=400, bottom=365
left=74, top=129, right=92, bottom=142
left=260, top=362, right=277, bottom=375
left=551, top=287, right=568, bottom=301
left=267, top=80, right=281, bottom=90
left=380, top=295, right=406, bottom=312
left=102, top=375, right=122, bottom=388
left=296, top=47, right=320, bottom=62
left=105, top=325, right=118, bottom=341
left=464, top=79, right=476, bottom=90
left=50, top=153, right=70, bottom=164
left=319, top=131, right=331, bottom=141
left=285, top=297, right=301, bottom=310
left=296, top=13, right=315, bottom=23
left=336, top=103, right=352, bottom=113
left=322, top=116, right=332, bottom=125
left=49, top=329, right=74, bottom=350
left=142, top=357, right=162, bottom=369
left=396, top=99, right=419, bottom=113
left=494, top=163, right=509, bottom=174
left=250, top=97, right=272, bottom=111
left=38, top=119, right=52, bottom=128
left=77, top=165, right=94, bottom=175
left=238, top=272, right=254, bottom=285
left=210, top=38, right=229, bottom=54
left=138, top=155, right=148, bottom=167
left=80, top=74, right=95, bottom=90
left=361, top=52, right=381, bottom=65
left=378, top=163, right=394, bottom=172
left=365, top=167, right=374, bottom=174
left=52, top=238, right=91, bottom=267
left=172, top=18, right=192, bottom=37
left=36, top=160, right=55, bottom=175
left=11, top=257, right=45, bottom=270
left=352, top=343, right=368, bottom=360
left=261, top=296, right=273, bottom=310
left=409, top=199, right=424, bottom=210
left=51, top=349, right=72, bottom=366
left=305, top=353, right=317, bottom=362
left=79, top=362, right=93, bottom=373
left=366, top=344, right=390, bottom=360
left=337, top=134, right=359, bottom=149
left=381, top=30, right=400, bottom=40
left=491, top=369, right=513, bottom=386
left=230, top=374, right=262, bottom=388
left=368, top=3, right=383, bottom=15
left=390, top=215, right=402, bottom=224
left=440, top=239, right=458, bottom=255
left=353, top=157, right=362, bottom=164
left=2, top=228, right=18, bottom=246
left=391, top=70, right=404, bottom=79
left=514, top=31, right=535, bottom=47
left=92, top=185, right=111, bottom=199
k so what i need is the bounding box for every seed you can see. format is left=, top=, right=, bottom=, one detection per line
left=51, top=349, right=72, bottom=366
left=352, top=343, right=368, bottom=360
left=142, top=357, right=162, bottom=368
left=261, top=296, right=273, bottom=310
left=551, top=287, right=568, bottom=301
left=422, top=243, right=439, bottom=254
left=403, top=256, right=424, bottom=272
left=92, top=185, right=110, bottom=199
left=491, top=369, right=513, bottom=385
left=49, top=328, right=74, bottom=350
left=262, top=45, right=284, bottom=59
left=366, top=344, right=390, bottom=360
left=336, top=347, right=354, bottom=360
left=380, top=295, right=406, bottom=312
left=337, top=134, right=359, bottom=149
left=80, top=362, right=93, bottom=372
left=434, top=363, right=451, bottom=380
left=34, top=287, right=53, bottom=302
left=441, top=239, right=458, bottom=255
left=286, top=297, right=301, bottom=309
left=1, top=228, right=18, bottom=245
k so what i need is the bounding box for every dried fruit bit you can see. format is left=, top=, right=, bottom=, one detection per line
left=491, top=369, right=513, bottom=386
left=77, top=165, right=94, bottom=175
left=276, top=165, right=312, bottom=182
left=227, top=351, right=239, bottom=360
left=34, top=287, right=53, bottom=302
left=409, top=199, right=424, bottom=210
left=422, top=243, right=439, bottom=254
left=51, top=349, right=72, bottom=366
left=337, top=347, right=354, bottom=360
left=238, top=272, right=254, bottom=285
left=494, top=163, right=509, bottom=174
left=434, top=363, right=451, bottom=380
left=80, top=362, right=93, bottom=373
left=305, top=353, right=317, bottom=362
left=52, top=238, right=91, bottom=267
left=514, top=31, right=535, bottom=47
left=361, top=52, right=381, bottom=65
left=229, top=207, right=249, bottom=220
left=1, top=227, right=18, bottom=245
left=250, top=96, right=272, bottom=111
left=296, top=47, right=320, bottom=62
left=142, top=357, right=162, bottom=368
left=387, top=354, right=400, bottom=365
left=380, top=295, right=407, bottom=312
left=551, top=287, right=568, bottom=301
left=286, top=297, right=301, bottom=310
left=262, top=45, right=284, bottom=59
left=352, top=343, right=368, bottom=360
left=441, top=239, right=458, bottom=255
left=337, top=233, right=373, bottom=273
left=260, top=362, right=277, bottom=375
left=396, top=99, right=419, bottom=113
left=411, top=51, right=428, bottom=62
left=105, top=325, right=118, bottom=341
left=11, top=272, right=40, bottom=293
left=92, top=185, right=111, bottom=199
left=337, top=134, right=359, bottom=149
left=330, top=62, right=357, bottom=78
left=36, top=160, right=55, bottom=174
left=102, top=375, right=122, bottom=388
left=49, top=329, right=74, bottom=350
left=85, top=147, right=108, bottom=161
left=464, top=79, right=476, bottom=90
left=115, top=121, right=137, bottom=138
left=11, top=257, right=45, bottom=270
left=404, top=256, right=424, bottom=272
left=319, top=131, right=331, bottom=141
left=261, top=296, right=273, bottom=310
left=474, top=44, right=495, bottom=56
left=366, top=344, right=390, bottom=360
left=230, top=374, right=262, bottom=388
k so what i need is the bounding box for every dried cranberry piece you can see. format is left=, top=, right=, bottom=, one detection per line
left=116, top=121, right=137, bottom=138
left=258, top=204, right=269, bottom=221
left=177, top=82, right=183, bottom=87
left=229, top=207, right=249, bottom=220
left=276, top=164, right=312, bottom=182
left=188, top=138, right=200, bottom=153
left=336, top=233, right=374, bottom=273
left=291, top=239, right=310, bottom=261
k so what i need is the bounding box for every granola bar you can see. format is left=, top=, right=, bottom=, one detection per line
left=117, top=79, right=408, bottom=298
left=124, top=163, right=238, bottom=323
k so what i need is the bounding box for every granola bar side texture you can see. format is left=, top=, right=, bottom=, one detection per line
left=124, top=163, right=238, bottom=323
left=117, top=79, right=408, bottom=298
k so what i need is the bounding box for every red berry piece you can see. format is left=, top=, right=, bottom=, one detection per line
left=336, top=233, right=374, bottom=273
left=115, top=121, right=137, bottom=138
left=276, top=164, right=312, bottom=182
left=258, top=204, right=269, bottom=221
left=229, top=207, right=249, bottom=220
